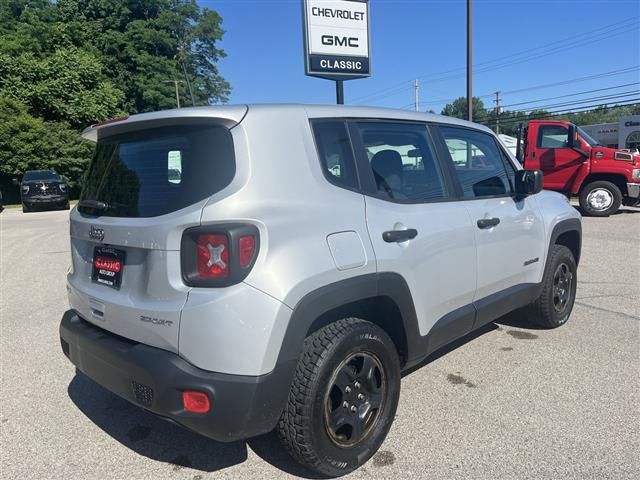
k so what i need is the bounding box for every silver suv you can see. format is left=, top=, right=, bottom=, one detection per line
left=60, top=105, right=581, bottom=476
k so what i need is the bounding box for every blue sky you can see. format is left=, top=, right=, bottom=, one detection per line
left=204, top=0, right=640, bottom=114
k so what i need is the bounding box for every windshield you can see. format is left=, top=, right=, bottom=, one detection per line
left=78, top=124, right=235, bottom=217
left=577, top=127, right=600, bottom=147
left=23, top=171, right=60, bottom=181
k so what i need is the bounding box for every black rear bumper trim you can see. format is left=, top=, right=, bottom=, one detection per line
left=59, top=310, right=293, bottom=442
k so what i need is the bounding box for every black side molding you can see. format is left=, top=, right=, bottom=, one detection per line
left=274, top=272, right=544, bottom=378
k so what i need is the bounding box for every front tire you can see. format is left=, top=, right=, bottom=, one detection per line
left=579, top=181, right=622, bottom=216
left=22, top=203, right=30, bottom=213
left=527, top=245, right=577, bottom=329
left=277, top=318, right=401, bottom=477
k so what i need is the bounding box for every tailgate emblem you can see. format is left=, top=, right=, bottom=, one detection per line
left=89, top=225, right=105, bottom=242
left=140, top=315, right=174, bottom=327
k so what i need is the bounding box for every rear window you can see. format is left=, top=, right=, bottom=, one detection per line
left=79, top=124, right=235, bottom=217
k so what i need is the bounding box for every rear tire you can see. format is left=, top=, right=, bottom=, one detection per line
left=527, top=244, right=577, bottom=329
left=22, top=203, right=30, bottom=213
left=277, top=318, right=401, bottom=477
left=579, top=180, right=622, bottom=216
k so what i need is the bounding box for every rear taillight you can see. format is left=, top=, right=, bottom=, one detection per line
left=181, top=224, right=260, bottom=287
left=196, top=234, right=229, bottom=279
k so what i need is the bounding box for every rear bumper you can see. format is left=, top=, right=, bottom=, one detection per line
left=60, top=310, right=293, bottom=442
left=627, top=182, right=640, bottom=199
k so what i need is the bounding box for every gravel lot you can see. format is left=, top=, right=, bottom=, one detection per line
left=1, top=206, right=638, bottom=480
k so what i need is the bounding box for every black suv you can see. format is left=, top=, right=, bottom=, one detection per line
left=17, top=170, right=69, bottom=212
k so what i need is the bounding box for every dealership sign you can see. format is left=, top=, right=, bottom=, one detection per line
left=303, top=0, right=370, bottom=80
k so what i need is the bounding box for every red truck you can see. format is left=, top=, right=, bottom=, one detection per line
left=516, top=120, right=640, bottom=216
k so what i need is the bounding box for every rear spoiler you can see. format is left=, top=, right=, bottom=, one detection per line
left=81, top=105, right=248, bottom=142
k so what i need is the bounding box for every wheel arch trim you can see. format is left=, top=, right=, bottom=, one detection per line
left=274, top=272, right=421, bottom=371
left=549, top=218, right=582, bottom=265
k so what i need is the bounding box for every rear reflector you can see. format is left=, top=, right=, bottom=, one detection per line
left=238, top=235, right=256, bottom=268
left=183, top=391, right=210, bottom=413
left=196, top=234, right=229, bottom=279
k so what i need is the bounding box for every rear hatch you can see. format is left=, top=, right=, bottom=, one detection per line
left=67, top=107, right=245, bottom=352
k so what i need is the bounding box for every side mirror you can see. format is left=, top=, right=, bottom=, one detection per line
left=567, top=124, right=579, bottom=149
left=12, top=178, right=19, bottom=185
left=515, top=169, right=543, bottom=197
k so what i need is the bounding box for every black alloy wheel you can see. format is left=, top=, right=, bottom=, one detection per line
left=324, top=352, right=387, bottom=448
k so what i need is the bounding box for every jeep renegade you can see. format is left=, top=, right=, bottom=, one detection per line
left=60, top=105, right=581, bottom=476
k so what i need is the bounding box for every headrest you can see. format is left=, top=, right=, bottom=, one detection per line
left=371, top=150, right=403, bottom=179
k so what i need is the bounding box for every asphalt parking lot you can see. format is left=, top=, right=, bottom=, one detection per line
left=1, top=206, right=638, bottom=480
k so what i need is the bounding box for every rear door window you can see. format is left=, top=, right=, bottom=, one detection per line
left=438, top=126, right=514, bottom=199
left=79, top=124, right=235, bottom=217
left=353, top=122, right=446, bottom=202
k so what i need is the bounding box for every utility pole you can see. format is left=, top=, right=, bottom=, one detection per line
left=163, top=80, right=183, bottom=108
left=414, top=79, right=420, bottom=112
left=180, top=61, right=196, bottom=106
left=494, top=91, right=502, bottom=134
left=466, top=0, right=473, bottom=121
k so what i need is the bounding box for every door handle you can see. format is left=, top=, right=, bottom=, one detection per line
left=382, top=228, right=418, bottom=243
left=477, top=217, right=500, bottom=229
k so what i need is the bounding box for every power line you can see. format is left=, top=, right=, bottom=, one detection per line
left=420, top=67, right=640, bottom=107
left=374, top=19, right=639, bottom=103
left=464, top=17, right=638, bottom=73
left=481, top=100, right=640, bottom=127
left=350, top=17, right=639, bottom=104
left=497, top=82, right=640, bottom=109
left=480, top=97, right=640, bottom=123
left=475, top=90, right=640, bottom=119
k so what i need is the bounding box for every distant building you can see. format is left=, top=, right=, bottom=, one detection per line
left=579, top=115, right=640, bottom=151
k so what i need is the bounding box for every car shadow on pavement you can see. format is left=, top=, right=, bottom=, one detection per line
left=401, top=309, right=542, bottom=378
left=67, top=310, right=541, bottom=477
left=67, top=372, right=322, bottom=478
left=400, top=322, right=498, bottom=378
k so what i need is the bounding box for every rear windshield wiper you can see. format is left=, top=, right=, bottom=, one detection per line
left=78, top=199, right=109, bottom=211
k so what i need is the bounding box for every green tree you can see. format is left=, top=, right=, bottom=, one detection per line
left=51, top=0, right=231, bottom=112
left=0, top=0, right=231, bottom=197
left=441, top=96, right=487, bottom=122
left=0, top=98, right=93, bottom=188
left=0, top=48, right=124, bottom=129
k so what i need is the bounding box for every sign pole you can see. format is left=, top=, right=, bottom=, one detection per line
left=466, top=0, right=473, bottom=121
left=336, top=80, right=344, bottom=104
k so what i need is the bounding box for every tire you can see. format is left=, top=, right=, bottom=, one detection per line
left=527, top=245, right=577, bottom=329
left=277, top=318, right=401, bottom=477
left=22, top=203, right=30, bottom=213
left=579, top=180, right=622, bottom=217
